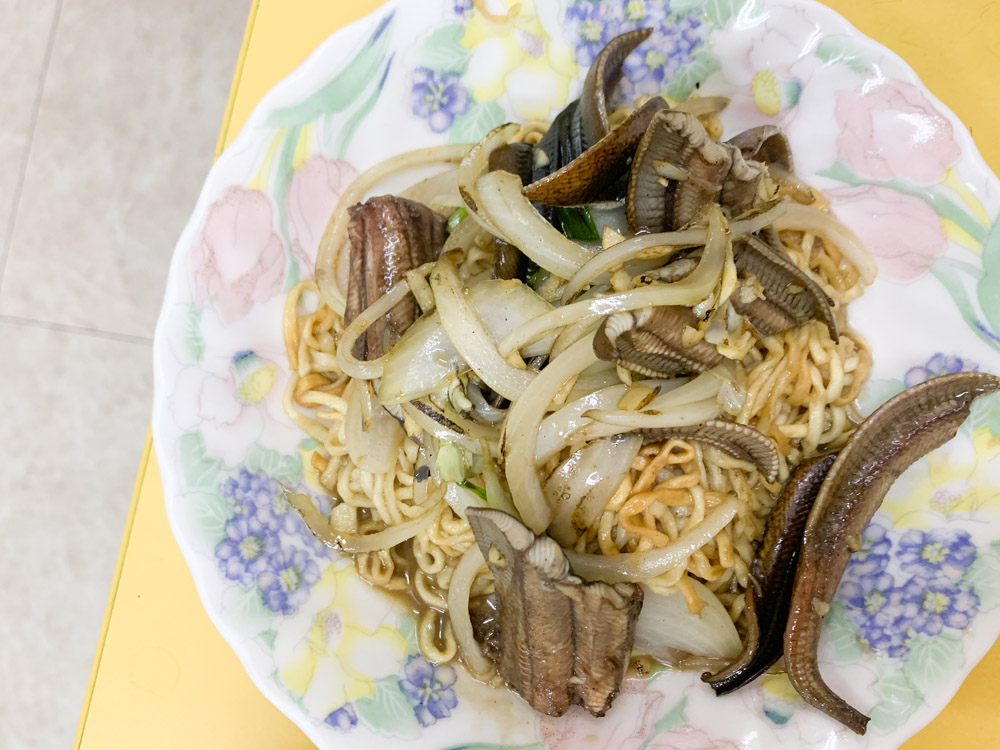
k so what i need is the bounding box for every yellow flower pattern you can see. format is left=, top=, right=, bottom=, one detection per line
left=460, top=0, right=578, bottom=120
left=275, top=563, right=410, bottom=716
left=880, top=427, right=1000, bottom=528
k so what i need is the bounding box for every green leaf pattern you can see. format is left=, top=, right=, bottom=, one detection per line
left=824, top=601, right=865, bottom=663
left=868, top=671, right=924, bottom=731
left=964, top=550, right=1000, bottom=611
left=665, top=50, right=721, bottom=102
left=902, top=634, right=965, bottom=694
left=354, top=677, right=422, bottom=740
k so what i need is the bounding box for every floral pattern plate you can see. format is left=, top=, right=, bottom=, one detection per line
left=151, top=1, right=1000, bottom=748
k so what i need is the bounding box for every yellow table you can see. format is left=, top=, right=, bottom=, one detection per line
left=74, top=1, right=1000, bottom=748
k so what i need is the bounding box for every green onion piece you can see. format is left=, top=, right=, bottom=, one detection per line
left=556, top=206, right=600, bottom=241
left=460, top=481, right=488, bottom=501
left=437, top=441, right=468, bottom=483
left=446, top=207, right=469, bottom=234
left=528, top=267, right=547, bottom=290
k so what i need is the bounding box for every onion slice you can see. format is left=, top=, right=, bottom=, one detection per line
left=565, top=498, right=738, bottom=582
left=430, top=252, right=535, bottom=401
left=476, top=170, right=597, bottom=280
left=400, top=401, right=484, bottom=455
left=561, top=202, right=787, bottom=302
left=282, top=486, right=439, bottom=554
left=583, top=397, right=721, bottom=433
left=458, top=123, right=521, bottom=237
left=336, top=262, right=434, bottom=380
left=583, top=369, right=729, bottom=432
left=447, top=544, right=494, bottom=677
left=546, top=434, right=642, bottom=547
left=535, top=384, right=628, bottom=464
left=344, top=380, right=405, bottom=474
left=634, top=580, right=742, bottom=660
left=503, top=332, right=599, bottom=533
left=499, top=204, right=729, bottom=356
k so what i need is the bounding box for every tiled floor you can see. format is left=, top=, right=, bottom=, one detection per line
left=0, top=2, right=248, bottom=747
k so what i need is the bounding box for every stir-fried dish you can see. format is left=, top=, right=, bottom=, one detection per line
left=281, top=29, right=999, bottom=734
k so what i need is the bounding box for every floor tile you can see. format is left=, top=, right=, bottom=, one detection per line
left=0, top=0, right=249, bottom=339
left=0, top=0, right=58, bottom=260
left=0, top=322, right=151, bottom=750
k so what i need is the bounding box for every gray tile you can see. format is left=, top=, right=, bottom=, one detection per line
left=0, top=321, right=151, bottom=750
left=0, top=0, right=249, bottom=339
left=0, top=0, right=58, bottom=260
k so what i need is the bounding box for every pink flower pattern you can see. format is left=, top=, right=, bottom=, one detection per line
left=287, top=155, right=358, bottom=274
left=834, top=79, right=961, bottom=185
left=538, top=692, right=742, bottom=750
left=827, top=184, right=948, bottom=282
left=192, top=186, right=285, bottom=323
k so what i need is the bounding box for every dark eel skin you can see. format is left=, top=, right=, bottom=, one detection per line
left=702, top=452, right=837, bottom=694
left=784, top=371, right=1000, bottom=734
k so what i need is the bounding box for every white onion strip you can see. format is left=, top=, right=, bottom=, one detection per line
left=503, top=333, right=599, bottom=533
left=283, top=487, right=440, bottom=554
left=316, top=144, right=470, bottom=313
left=430, top=252, right=535, bottom=401
left=498, top=205, right=728, bottom=357
left=400, top=401, right=484, bottom=455
left=335, top=262, right=434, bottom=380
left=773, top=202, right=877, bottom=284
left=535, top=384, right=628, bottom=464
left=447, top=544, right=494, bottom=678
left=583, top=368, right=729, bottom=431
left=458, top=122, right=521, bottom=237
left=584, top=397, right=721, bottom=430
left=565, top=498, right=738, bottom=582
left=400, top=166, right=460, bottom=210
left=561, top=202, right=787, bottom=302
left=547, top=434, right=642, bottom=547
left=476, top=170, right=597, bottom=280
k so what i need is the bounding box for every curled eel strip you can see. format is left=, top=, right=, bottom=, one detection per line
left=641, top=418, right=780, bottom=483
left=579, top=27, right=653, bottom=147
left=784, top=371, right=1000, bottom=734
left=523, top=97, right=667, bottom=206
left=703, top=452, right=837, bottom=694
left=593, top=306, right=722, bottom=378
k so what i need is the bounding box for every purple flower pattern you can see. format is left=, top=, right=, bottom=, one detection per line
left=451, top=0, right=473, bottom=18
left=565, top=1, right=625, bottom=66
left=324, top=703, right=359, bottom=731
left=214, top=467, right=327, bottom=616
left=565, top=1, right=706, bottom=100
left=410, top=68, right=470, bottom=133
left=215, top=514, right=279, bottom=586
left=904, top=353, right=979, bottom=387
left=838, top=522, right=981, bottom=658
left=259, top=548, right=321, bottom=615
left=399, top=654, right=459, bottom=727
left=904, top=578, right=980, bottom=637
left=898, top=528, right=978, bottom=583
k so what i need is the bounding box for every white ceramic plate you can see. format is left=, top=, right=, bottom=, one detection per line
left=152, top=1, right=1000, bottom=747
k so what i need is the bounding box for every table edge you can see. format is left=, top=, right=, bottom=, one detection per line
left=73, top=2, right=262, bottom=745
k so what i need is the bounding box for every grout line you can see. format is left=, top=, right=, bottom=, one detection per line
left=0, top=314, right=152, bottom=345
left=0, top=0, right=65, bottom=296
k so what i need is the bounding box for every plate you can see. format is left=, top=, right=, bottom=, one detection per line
left=151, top=1, right=1000, bottom=747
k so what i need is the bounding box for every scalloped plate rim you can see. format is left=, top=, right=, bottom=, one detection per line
left=150, top=1, right=1000, bottom=748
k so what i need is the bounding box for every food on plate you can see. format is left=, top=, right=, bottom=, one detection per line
left=279, top=27, right=996, bottom=732
left=782, top=371, right=999, bottom=733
